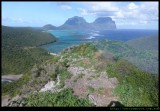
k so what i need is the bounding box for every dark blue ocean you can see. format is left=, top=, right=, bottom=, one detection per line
left=41, top=29, right=158, bottom=53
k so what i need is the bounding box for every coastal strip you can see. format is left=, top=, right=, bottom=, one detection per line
left=2, top=74, right=23, bottom=81
left=48, top=52, right=58, bottom=56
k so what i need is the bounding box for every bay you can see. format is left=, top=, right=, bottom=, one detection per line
left=41, top=29, right=158, bottom=53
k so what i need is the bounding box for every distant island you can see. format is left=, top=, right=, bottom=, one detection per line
left=42, top=16, right=116, bottom=30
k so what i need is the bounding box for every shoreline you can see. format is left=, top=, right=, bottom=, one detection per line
left=2, top=74, right=23, bottom=81
left=48, top=52, right=58, bottom=56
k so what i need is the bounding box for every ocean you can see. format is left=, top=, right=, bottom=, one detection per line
left=41, top=29, right=158, bottom=53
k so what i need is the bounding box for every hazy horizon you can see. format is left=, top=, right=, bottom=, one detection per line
left=2, top=1, right=158, bottom=29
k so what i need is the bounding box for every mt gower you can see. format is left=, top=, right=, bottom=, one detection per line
left=42, top=16, right=116, bottom=30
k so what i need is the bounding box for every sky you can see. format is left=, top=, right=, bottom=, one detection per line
left=2, top=1, right=159, bottom=29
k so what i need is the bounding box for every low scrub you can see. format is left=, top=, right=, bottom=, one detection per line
left=24, top=88, right=94, bottom=106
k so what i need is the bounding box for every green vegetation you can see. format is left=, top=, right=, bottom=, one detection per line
left=58, top=68, right=72, bottom=88
left=2, top=26, right=56, bottom=48
left=2, top=26, right=56, bottom=75
left=106, top=59, right=158, bottom=106
left=24, top=88, right=94, bottom=106
left=61, top=43, right=100, bottom=70
left=126, top=35, right=158, bottom=51
left=96, top=87, right=105, bottom=94
left=88, top=86, right=95, bottom=93
left=2, top=74, right=31, bottom=97
left=95, top=38, right=158, bottom=74
left=74, top=73, right=85, bottom=82
left=1, top=25, right=158, bottom=107
left=2, top=48, right=52, bottom=74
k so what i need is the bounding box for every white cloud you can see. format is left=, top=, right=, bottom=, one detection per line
left=89, top=2, right=119, bottom=12
left=115, top=10, right=124, bottom=18
left=77, top=2, right=119, bottom=17
left=77, top=8, right=88, bottom=15
left=59, top=5, right=72, bottom=10
left=16, top=18, right=24, bottom=23
left=77, top=2, right=158, bottom=26
left=57, top=2, right=72, bottom=10
left=2, top=16, right=48, bottom=25
left=2, top=16, right=8, bottom=20
left=128, top=2, right=138, bottom=10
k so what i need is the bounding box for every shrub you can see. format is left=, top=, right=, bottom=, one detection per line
left=106, top=59, right=158, bottom=106
left=24, top=88, right=94, bottom=106
left=88, top=86, right=94, bottom=93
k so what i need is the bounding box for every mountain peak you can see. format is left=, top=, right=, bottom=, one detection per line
left=43, top=16, right=116, bottom=30
left=94, top=17, right=113, bottom=23
left=64, top=16, right=87, bottom=25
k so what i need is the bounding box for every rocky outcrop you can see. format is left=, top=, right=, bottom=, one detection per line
left=2, top=95, right=26, bottom=107
left=65, top=65, right=119, bottom=106
left=40, top=81, right=56, bottom=92
left=39, top=74, right=61, bottom=92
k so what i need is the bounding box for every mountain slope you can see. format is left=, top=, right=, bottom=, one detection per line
left=91, top=17, right=116, bottom=30
left=58, top=16, right=90, bottom=30
left=126, top=35, right=158, bottom=51
left=2, top=26, right=56, bottom=48
left=95, top=37, right=158, bottom=74
left=42, top=24, right=57, bottom=30
left=42, top=16, right=116, bottom=30
left=2, top=26, right=56, bottom=75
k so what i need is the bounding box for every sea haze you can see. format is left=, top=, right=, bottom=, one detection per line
left=41, top=29, right=158, bottom=53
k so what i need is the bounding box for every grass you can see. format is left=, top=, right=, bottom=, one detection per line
left=87, top=77, right=93, bottom=80
left=88, top=86, right=95, bottom=93
left=58, top=68, right=72, bottom=88
left=74, top=73, right=85, bottom=83
left=96, top=87, right=105, bottom=94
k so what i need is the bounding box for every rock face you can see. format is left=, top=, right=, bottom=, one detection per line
left=59, top=16, right=90, bottom=30
left=91, top=17, right=116, bottom=30
left=39, top=81, right=56, bottom=92
left=64, top=16, right=87, bottom=25
left=42, top=16, right=116, bottom=30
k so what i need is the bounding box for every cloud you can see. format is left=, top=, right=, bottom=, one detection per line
left=2, top=16, right=23, bottom=23
left=57, top=2, right=72, bottom=10
left=77, top=2, right=119, bottom=17
left=128, top=2, right=138, bottom=10
left=77, top=2, right=158, bottom=25
left=14, top=18, right=25, bottom=23
left=77, top=8, right=88, bottom=15
left=2, top=16, right=48, bottom=26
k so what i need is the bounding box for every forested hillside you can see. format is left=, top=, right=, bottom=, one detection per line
left=2, top=26, right=56, bottom=75
left=2, top=26, right=56, bottom=48
left=126, top=35, right=158, bottom=51
left=95, top=35, right=158, bottom=74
